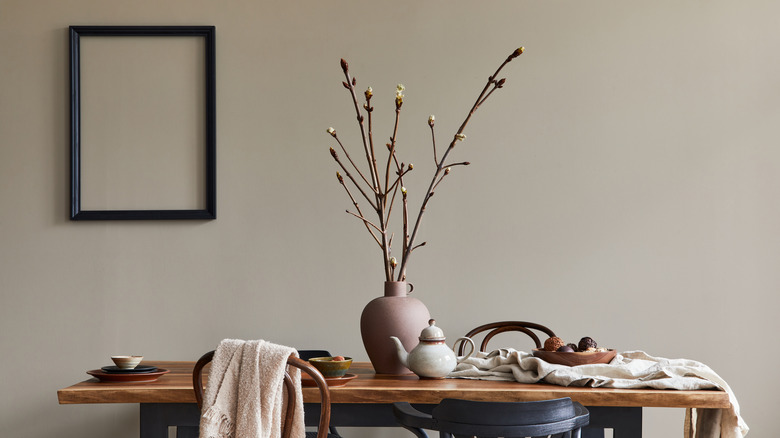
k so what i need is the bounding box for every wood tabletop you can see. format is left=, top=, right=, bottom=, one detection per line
left=57, top=361, right=731, bottom=409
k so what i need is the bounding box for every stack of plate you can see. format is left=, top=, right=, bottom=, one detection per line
left=87, top=364, right=169, bottom=382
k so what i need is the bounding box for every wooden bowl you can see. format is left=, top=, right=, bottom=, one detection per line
left=532, top=349, right=616, bottom=367
left=308, top=357, right=353, bottom=377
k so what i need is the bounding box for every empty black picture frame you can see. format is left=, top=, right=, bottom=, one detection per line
left=69, top=25, right=216, bottom=220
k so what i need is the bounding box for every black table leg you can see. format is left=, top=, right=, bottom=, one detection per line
left=584, top=406, right=642, bottom=438
left=176, top=426, right=199, bottom=438
left=140, top=403, right=200, bottom=438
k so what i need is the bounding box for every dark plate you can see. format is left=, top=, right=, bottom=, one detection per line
left=87, top=368, right=169, bottom=383
left=101, top=365, right=158, bottom=374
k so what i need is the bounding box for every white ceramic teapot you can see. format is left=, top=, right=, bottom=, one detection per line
left=390, top=319, right=475, bottom=379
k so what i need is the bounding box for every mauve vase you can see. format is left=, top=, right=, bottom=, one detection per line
left=360, top=281, right=431, bottom=374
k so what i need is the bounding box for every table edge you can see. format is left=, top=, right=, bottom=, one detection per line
left=57, top=361, right=733, bottom=409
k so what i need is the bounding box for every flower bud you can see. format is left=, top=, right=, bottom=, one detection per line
left=428, top=115, right=435, bottom=126
left=340, top=58, right=349, bottom=72
left=401, top=186, right=407, bottom=195
left=445, top=167, right=451, bottom=175
left=455, top=133, right=466, bottom=141
left=408, top=163, right=414, bottom=170
left=327, top=127, right=336, bottom=136
left=365, top=87, right=373, bottom=99
left=336, top=171, right=344, bottom=183
left=395, top=84, right=405, bottom=108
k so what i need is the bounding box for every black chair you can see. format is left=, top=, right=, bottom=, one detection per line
left=193, top=350, right=333, bottom=438
left=298, top=350, right=334, bottom=360
left=393, top=397, right=589, bottom=438
left=458, top=321, right=557, bottom=355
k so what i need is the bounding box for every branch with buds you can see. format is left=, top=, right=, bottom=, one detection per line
left=326, top=47, right=524, bottom=282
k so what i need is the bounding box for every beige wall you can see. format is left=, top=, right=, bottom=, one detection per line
left=1, top=0, right=776, bottom=436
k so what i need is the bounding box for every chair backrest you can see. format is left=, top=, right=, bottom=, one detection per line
left=193, top=350, right=332, bottom=438
left=298, top=350, right=333, bottom=361
left=458, top=321, right=556, bottom=355
left=394, top=397, right=589, bottom=438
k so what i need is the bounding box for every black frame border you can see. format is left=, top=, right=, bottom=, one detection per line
left=69, top=25, right=216, bottom=220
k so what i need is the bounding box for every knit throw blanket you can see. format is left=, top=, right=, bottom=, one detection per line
left=450, top=349, right=748, bottom=438
left=199, top=339, right=304, bottom=438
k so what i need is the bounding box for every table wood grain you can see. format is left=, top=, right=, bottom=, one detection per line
left=57, top=361, right=731, bottom=409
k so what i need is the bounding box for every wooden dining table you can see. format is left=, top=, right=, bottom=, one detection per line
left=58, top=361, right=731, bottom=438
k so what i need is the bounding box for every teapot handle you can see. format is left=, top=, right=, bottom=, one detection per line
left=453, top=337, right=476, bottom=362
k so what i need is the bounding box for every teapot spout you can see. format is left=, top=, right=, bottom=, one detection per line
left=389, top=336, right=409, bottom=369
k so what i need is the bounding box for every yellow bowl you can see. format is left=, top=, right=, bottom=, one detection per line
left=308, top=356, right=353, bottom=377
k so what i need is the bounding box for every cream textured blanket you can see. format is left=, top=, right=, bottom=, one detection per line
left=450, top=349, right=748, bottom=438
left=199, top=339, right=304, bottom=438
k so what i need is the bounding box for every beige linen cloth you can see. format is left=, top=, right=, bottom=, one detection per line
left=199, top=339, right=304, bottom=438
left=450, top=349, right=748, bottom=438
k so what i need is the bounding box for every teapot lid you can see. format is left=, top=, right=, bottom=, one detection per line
left=419, top=319, right=445, bottom=341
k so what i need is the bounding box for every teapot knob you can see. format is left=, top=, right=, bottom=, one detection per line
left=419, top=318, right=445, bottom=341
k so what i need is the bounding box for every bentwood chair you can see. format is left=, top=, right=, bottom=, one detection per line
left=193, top=350, right=333, bottom=438
left=393, top=397, right=589, bottom=438
left=297, top=350, right=343, bottom=438
left=458, top=321, right=556, bottom=355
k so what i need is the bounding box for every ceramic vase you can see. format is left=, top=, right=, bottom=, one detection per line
left=360, top=281, right=431, bottom=374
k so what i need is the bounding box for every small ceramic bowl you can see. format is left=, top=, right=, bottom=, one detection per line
left=111, top=355, right=144, bottom=370
left=308, top=356, right=353, bottom=378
